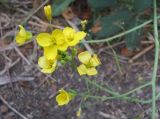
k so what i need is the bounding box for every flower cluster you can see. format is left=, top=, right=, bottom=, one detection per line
left=77, top=51, right=101, bottom=76
left=15, top=4, right=101, bottom=107
left=36, top=27, right=86, bottom=73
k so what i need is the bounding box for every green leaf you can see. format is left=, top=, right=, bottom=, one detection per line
left=133, top=0, right=152, bottom=12
left=52, top=0, right=75, bottom=16
left=0, top=0, right=9, bottom=4
left=92, top=9, right=132, bottom=38
left=87, top=0, right=116, bottom=10
left=125, top=19, right=142, bottom=49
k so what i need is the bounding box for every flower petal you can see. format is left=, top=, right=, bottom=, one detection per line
left=63, top=27, right=75, bottom=38
left=41, top=60, right=57, bottom=74
left=86, top=67, right=97, bottom=75
left=74, top=31, right=86, bottom=41
left=67, top=38, right=79, bottom=46
left=15, top=35, right=26, bottom=45
left=18, top=25, right=26, bottom=37
left=38, top=56, right=50, bottom=69
left=52, top=29, right=65, bottom=45
left=56, top=90, right=70, bottom=106
left=78, top=51, right=91, bottom=64
left=57, top=43, right=68, bottom=51
left=44, top=45, right=57, bottom=60
left=36, top=33, right=53, bottom=47
left=77, top=64, right=87, bottom=75
left=90, top=54, right=101, bottom=67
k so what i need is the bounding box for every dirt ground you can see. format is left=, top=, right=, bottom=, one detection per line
left=0, top=1, right=160, bottom=119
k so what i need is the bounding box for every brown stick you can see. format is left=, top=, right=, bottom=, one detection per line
left=0, top=95, right=28, bottom=119
left=129, top=44, right=154, bottom=63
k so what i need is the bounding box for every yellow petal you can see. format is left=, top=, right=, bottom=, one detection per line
left=56, top=89, right=71, bottom=106
left=57, top=43, right=68, bottom=51
left=38, top=56, right=50, bottom=69
left=76, top=108, right=82, bottom=118
left=18, top=25, right=26, bottom=37
left=77, top=64, right=87, bottom=75
left=36, top=33, right=53, bottom=47
left=15, top=35, right=26, bottom=45
left=52, top=29, right=65, bottom=45
left=16, top=25, right=31, bottom=45
left=44, top=45, right=57, bottom=60
left=78, top=51, right=91, bottom=64
left=67, top=38, right=79, bottom=46
left=52, top=29, right=68, bottom=51
left=41, top=60, right=57, bottom=74
left=63, top=27, right=75, bottom=38
left=44, top=5, right=52, bottom=21
left=90, top=54, right=101, bottom=67
left=68, top=31, right=86, bottom=46
left=74, top=31, right=86, bottom=41
left=38, top=56, right=57, bottom=74
left=86, top=67, right=97, bottom=75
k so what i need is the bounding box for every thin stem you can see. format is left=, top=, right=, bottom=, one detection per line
left=120, top=82, right=151, bottom=97
left=85, top=77, right=151, bottom=97
left=20, top=0, right=49, bottom=25
left=152, top=0, right=159, bottom=118
left=84, top=78, right=119, bottom=96
left=84, top=16, right=160, bottom=43
left=107, top=42, right=122, bottom=74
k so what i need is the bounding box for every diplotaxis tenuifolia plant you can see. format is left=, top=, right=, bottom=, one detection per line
left=15, top=4, right=101, bottom=108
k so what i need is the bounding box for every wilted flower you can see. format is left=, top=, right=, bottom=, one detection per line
left=77, top=51, right=101, bottom=76
left=15, top=25, right=32, bottom=45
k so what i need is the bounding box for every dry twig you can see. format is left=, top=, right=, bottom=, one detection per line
left=129, top=45, right=154, bottom=63
left=0, top=95, right=28, bottom=119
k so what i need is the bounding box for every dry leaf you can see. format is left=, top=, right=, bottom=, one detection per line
left=121, top=47, right=135, bottom=57
left=62, top=7, right=75, bottom=20
left=91, top=22, right=102, bottom=33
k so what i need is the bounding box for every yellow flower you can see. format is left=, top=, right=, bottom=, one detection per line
left=36, top=29, right=68, bottom=60
left=77, top=51, right=101, bottom=76
left=15, top=25, right=32, bottom=45
left=52, top=29, right=68, bottom=51
left=76, top=108, right=82, bottom=118
left=63, top=27, right=86, bottom=46
left=44, top=5, right=52, bottom=21
left=38, top=56, right=57, bottom=73
left=56, top=89, right=72, bottom=106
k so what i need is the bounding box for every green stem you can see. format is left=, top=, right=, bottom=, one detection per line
left=107, top=42, right=122, bottom=74
left=84, top=78, right=119, bottom=96
left=152, top=0, right=159, bottom=118
left=79, top=91, right=160, bottom=104
left=120, top=82, right=151, bottom=97
left=20, top=0, right=49, bottom=25
left=85, top=77, right=151, bottom=97
left=84, top=16, right=160, bottom=43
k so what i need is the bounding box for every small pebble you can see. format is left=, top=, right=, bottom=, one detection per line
left=0, top=105, right=8, bottom=113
